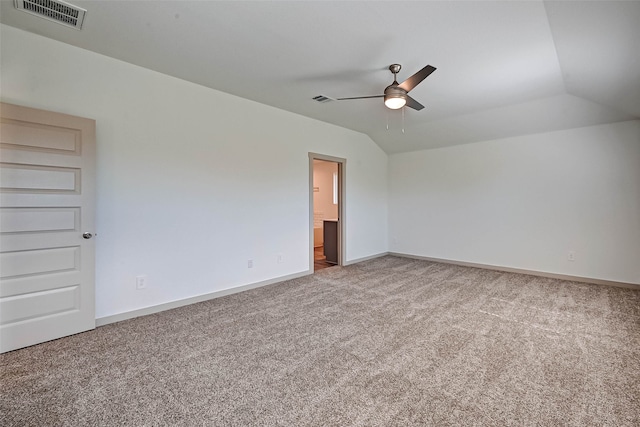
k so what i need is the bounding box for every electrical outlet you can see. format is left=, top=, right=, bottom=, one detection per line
left=136, top=275, right=147, bottom=290
left=277, top=253, right=283, bottom=264
left=248, top=259, right=253, bottom=268
left=567, top=251, right=576, bottom=262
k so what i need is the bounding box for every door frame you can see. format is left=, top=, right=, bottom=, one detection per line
left=309, top=153, right=346, bottom=270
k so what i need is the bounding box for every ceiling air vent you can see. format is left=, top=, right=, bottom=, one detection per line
left=313, top=95, right=335, bottom=103
left=15, top=0, right=87, bottom=30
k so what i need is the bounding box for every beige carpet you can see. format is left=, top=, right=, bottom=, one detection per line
left=2, top=256, right=639, bottom=426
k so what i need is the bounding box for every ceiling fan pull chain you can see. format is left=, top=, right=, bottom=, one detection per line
left=386, top=110, right=389, bottom=130
left=402, top=107, right=405, bottom=133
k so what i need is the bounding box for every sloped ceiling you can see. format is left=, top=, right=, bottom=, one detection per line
left=1, top=1, right=638, bottom=154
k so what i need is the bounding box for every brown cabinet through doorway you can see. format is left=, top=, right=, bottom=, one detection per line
left=323, top=220, right=338, bottom=264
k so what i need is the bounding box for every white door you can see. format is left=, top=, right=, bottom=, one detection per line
left=0, top=102, right=96, bottom=353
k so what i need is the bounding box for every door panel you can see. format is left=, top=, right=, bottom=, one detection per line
left=0, top=163, right=80, bottom=192
left=0, top=246, right=80, bottom=278
left=0, top=119, right=80, bottom=153
left=0, top=103, right=95, bottom=353
left=1, top=285, right=80, bottom=325
left=0, top=207, right=79, bottom=233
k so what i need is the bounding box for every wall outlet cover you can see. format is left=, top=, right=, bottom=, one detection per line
left=136, top=275, right=147, bottom=290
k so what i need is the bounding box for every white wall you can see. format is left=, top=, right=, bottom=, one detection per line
left=389, top=120, right=640, bottom=284
left=1, top=25, right=389, bottom=319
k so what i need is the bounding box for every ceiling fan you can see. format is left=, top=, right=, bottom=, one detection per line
left=336, top=64, right=436, bottom=111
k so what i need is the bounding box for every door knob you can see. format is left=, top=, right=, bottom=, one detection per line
left=82, top=232, right=93, bottom=239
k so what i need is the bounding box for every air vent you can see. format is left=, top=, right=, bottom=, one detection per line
left=15, top=0, right=86, bottom=30
left=313, top=95, right=335, bottom=103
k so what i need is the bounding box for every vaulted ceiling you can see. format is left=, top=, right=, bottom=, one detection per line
left=1, top=1, right=639, bottom=154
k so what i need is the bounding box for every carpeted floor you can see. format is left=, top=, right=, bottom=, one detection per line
left=2, top=256, right=639, bottom=426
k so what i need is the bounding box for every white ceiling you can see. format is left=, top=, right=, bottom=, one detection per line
left=1, top=1, right=639, bottom=154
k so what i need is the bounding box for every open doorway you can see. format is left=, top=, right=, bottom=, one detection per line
left=309, top=153, right=345, bottom=272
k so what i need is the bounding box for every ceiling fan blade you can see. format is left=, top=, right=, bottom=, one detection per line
left=336, top=95, right=384, bottom=100
left=398, top=65, right=436, bottom=92
left=405, top=95, right=425, bottom=111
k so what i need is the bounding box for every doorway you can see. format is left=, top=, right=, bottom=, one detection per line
left=309, top=153, right=345, bottom=272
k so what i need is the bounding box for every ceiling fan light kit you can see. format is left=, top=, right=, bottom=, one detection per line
left=334, top=63, right=436, bottom=112
left=384, top=88, right=407, bottom=109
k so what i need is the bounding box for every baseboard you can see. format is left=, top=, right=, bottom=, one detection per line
left=389, top=252, right=640, bottom=290
left=344, top=252, right=389, bottom=266
left=96, top=252, right=638, bottom=327
left=96, top=269, right=313, bottom=327
left=96, top=253, right=390, bottom=327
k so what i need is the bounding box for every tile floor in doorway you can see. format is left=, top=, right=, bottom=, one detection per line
left=314, top=246, right=334, bottom=271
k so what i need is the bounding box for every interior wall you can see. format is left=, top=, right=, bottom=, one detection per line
left=389, top=120, right=640, bottom=284
left=0, top=25, right=389, bottom=319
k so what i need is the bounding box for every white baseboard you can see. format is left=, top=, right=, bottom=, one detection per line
left=96, top=252, right=638, bottom=327
left=96, top=269, right=312, bottom=327
left=389, top=252, right=640, bottom=290
left=344, top=252, right=389, bottom=266
left=96, top=252, right=389, bottom=327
